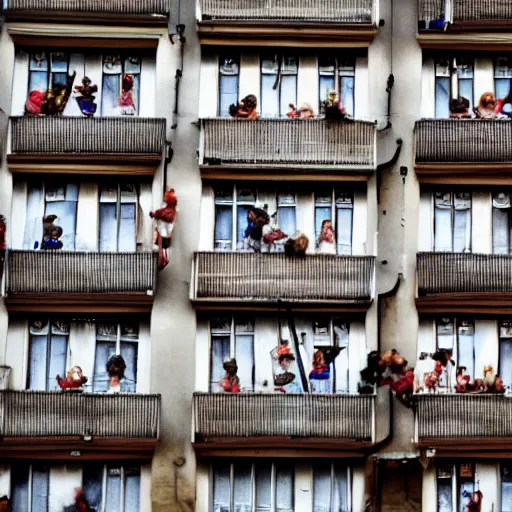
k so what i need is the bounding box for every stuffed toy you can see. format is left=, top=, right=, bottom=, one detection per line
left=150, top=189, right=178, bottom=270
left=220, top=358, right=240, bottom=393
left=74, top=76, right=98, bottom=117
left=474, top=92, right=500, bottom=119
left=229, top=94, right=260, bottom=120
left=119, top=74, right=136, bottom=116
left=63, top=489, right=95, bottom=512
left=0, top=215, right=6, bottom=250
left=317, top=219, right=336, bottom=254
left=496, top=83, right=512, bottom=118
left=25, top=90, right=46, bottom=115
left=56, top=366, right=88, bottom=390
left=0, top=495, right=10, bottom=512
left=284, top=231, right=309, bottom=257
left=322, top=90, right=347, bottom=121
left=106, top=354, right=126, bottom=393
left=449, top=97, right=472, bottom=119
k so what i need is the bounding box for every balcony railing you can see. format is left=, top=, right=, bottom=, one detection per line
left=200, top=118, right=377, bottom=170
left=419, top=0, right=512, bottom=25
left=5, top=250, right=158, bottom=295
left=0, top=391, right=160, bottom=439
left=417, top=252, right=512, bottom=295
left=3, top=0, right=172, bottom=16
left=415, top=119, right=512, bottom=164
left=415, top=394, right=512, bottom=441
left=192, top=252, right=375, bottom=303
left=198, top=0, right=375, bottom=23
left=194, top=390, right=390, bottom=444
left=10, top=117, right=166, bottom=156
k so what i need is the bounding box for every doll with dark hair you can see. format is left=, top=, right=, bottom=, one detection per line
left=229, top=94, right=260, bottom=120
left=284, top=231, right=309, bottom=257
left=106, top=354, right=126, bottom=393
left=74, top=76, right=98, bottom=117
left=449, top=97, right=472, bottom=119
left=220, top=358, right=240, bottom=393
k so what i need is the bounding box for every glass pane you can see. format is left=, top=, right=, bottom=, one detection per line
left=220, top=75, right=239, bottom=117
left=220, top=56, right=239, bottom=76
left=233, top=463, right=252, bottom=512
left=337, top=207, right=353, bottom=255
left=254, top=463, right=271, bottom=512
left=215, top=205, right=232, bottom=251
left=106, top=468, right=122, bottom=512
left=315, top=207, right=332, bottom=243
left=320, top=76, right=335, bottom=107
left=458, top=79, right=473, bottom=110
left=31, top=466, right=49, bottom=512
left=261, top=56, right=279, bottom=75
left=48, top=334, right=68, bottom=391
left=502, top=465, right=512, bottom=512
left=100, top=203, right=118, bottom=252
left=237, top=188, right=256, bottom=203
left=83, top=463, right=104, bottom=511
left=435, top=77, right=450, bottom=119
left=28, top=335, right=47, bottom=391
left=434, top=208, right=453, bottom=252
left=118, top=204, right=136, bottom=252
left=93, top=341, right=117, bottom=392
left=97, top=323, right=118, bottom=341
left=261, top=74, right=279, bottom=118
left=340, top=76, right=355, bottom=117
left=24, top=185, right=43, bottom=250
left=210, top=335, right=230, bottom=392
left=52, top=73, right=67, bottom=89
left=235, top=334, right=254, bottom=391
left=280, top=75, right=297, bottom=117
left=275, top=464, right=293, bottom=512
left=278, top=207, right=296, bottom=237
left=213, top=463, right=231, bottom=512
left=44, top=200, right=77, bottom=251
left=50, top=52, right=68, bottom=72
left=458, top=324, right=475, bottom=379
left=459, top=480, right=474, bottom=512
left=237, top=205, right=251, bottom=250
left=30, top=53, right=49, bottom=71
left=124, top=56, right=141, bottom=75
left=120, top=341, right=138, bottom=392
left=313, top=464, right=331, bottom=512
left=437, top=465, right=452, bottom=512
left=493, top=208, right=510, bottom=255
left=29, top=71, right=49, bottom=93
left=102, top=74, right=120, bottom=117
left=333, top=466, right=349, bottom=512
left=11, top=464, right=29, bottom=512
left=124, top=468, right=141, bottom=512
left=453, top=209, right=470, bottom=253
left=437, top=319, right=454, bottom=350
left=131, top=74, right=141, bottom=116
left=496, top=78, right=511, bottom=100
left=500, top=339, right=512, bottom=388
left=104, top=55, right=123, bottom=74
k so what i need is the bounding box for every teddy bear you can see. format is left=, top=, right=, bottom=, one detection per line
left=229, top=94, right=260, bottom=120
left=74, top=76, right=98, bottom=117
left=56, top=366, right=88, bottom=390
left=150, top=189, right=178, bottom=270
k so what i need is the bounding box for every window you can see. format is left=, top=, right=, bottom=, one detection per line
left=434, top=191, right=471, bottom=253
left=261, top=54, right=298, bottom=117
left=44, top=183, right=79, bottom=251
left=313, top=462, right=351, bottom=512
left=101, top=55, right=141, bottom=116
left=314, top=189, right=353, bottom=255
left=495, top=57, right=512, bottom=101
left=210, top=317, right=254, bottom=393
left=436, top=462, right=477, bottom=512
left=499, top=321, right=512, bottom=390
left=319, top=56, right=356, bottom=117
left=99, top=184, right=138, bottom=252
left=502, top=464, right=512, bottom=512
left=212, top=461, right=294, bottom=512
left=11, top=462, right=141, bottom=512
left=27, top=319, right=69, bottom=391
left=93, top=323, right=139, bottom=392
left=219, top=56, right=240, bottom=117
left=277, top=192, right=296, bottom=237
left=493, top=192, right=512, bottom=255
left=28, top=52, right=69, bottom=95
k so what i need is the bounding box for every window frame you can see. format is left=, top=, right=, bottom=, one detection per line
left=312, top=462, right=352, bottom=512
left=435, top=462, right=477, bottom=512
left=494, top=57, right=512, bottom=102
left=318, top=55, right=356, bottom=118
left=27, top=51, right=70, bottom=96
left=492, top=191, right=512, bottom=255
left=218, top=55, right=240, bottom=117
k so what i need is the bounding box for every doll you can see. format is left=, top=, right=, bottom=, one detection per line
left=317, top=219, right=336, bottom=254
left=56, top=366, right=88, bottom=390
left=284, top=231, right=309, bottom=257
left=273, top=343, right=301, bottom=393
left=106, top=354, right=126, bottom=393
left=483, top=365, right=505, bottom=393
left=150, top=189, right=178, bottom=270
left=229, top=94, right=260, bottom=120
left=474, top=92, right=500, bottom=119
left=244, top=206, right=270, bottom=252
left=119, top=74, right=136, bottom=116
left=74, top=76, right=98, bottom=117
left=322, top=90, right=347, bottom=121
left=42, top=224, right=63, bottom=250
left=449, top=97, right=472, bottom=119
left=220, top=358, right=240, bottom=393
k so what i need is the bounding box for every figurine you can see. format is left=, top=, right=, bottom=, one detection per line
left=317, top=219, right=336, bottom=254
left=273, top=343, right=301, bottom=393
left=42, top=215, right=63, bottom=250
left=0, top=495, right=10, bottom=512
left=244, top=206, right=270, bottom=252
left=309, top=347, right=341, bottom=393
left=119, top=74, right=136, bottom=115
left=456, top=366, right=471, bottom=393
left=284, top=231, right=309, bottom=257
left=0, top=215, right=6, bottom=250
left=449, top=97, right=472, bottom=119
left=496, top=83, right=512, bottom=118
left=474, top=92, right=500, bottom=119
left=106, top=354, right=126, bottom=393
left=150, top=189, right=178, bottom=270
left=483, top=365, right=505, bottom=393
left=322, top=90, right=347, bottom=121
left=424, top=360, right=442, bottom=392
left=63, top=489, right=95, bottom=512
left=220, top=358, right=240, bottom=393
left=229, top=94, right=260, bottom=120
left=74, top=76, right=98, bottom=117
left=56, top=366, right=88, bottom=390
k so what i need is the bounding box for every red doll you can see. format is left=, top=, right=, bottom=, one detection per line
left=150, top=189, right=178, bottom=270
left=220, top=359, right=240, bottom=393
left=119, top=74, right=136, bottom=115
left=56, top=366, right=88, bottom=390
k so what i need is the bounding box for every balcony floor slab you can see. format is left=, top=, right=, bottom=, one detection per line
left=415, top=163, right=512, bottom=185
left=416, top=294, right=512, bottom=315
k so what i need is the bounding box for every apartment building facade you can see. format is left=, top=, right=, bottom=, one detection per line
left=1, top=0, right=512, bottom=511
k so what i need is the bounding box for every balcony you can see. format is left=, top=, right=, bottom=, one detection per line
left=197, top=0, right=378, bottom=46
left=418, top=0, right=512, bottom=49
left=4, top=250, right=158, bottom=313
left=2, top=0, right=172, bottom=26
left=193, top=388, right=390, bottom=456
left=7, top=117, right=166, bottom=176
left=199, top=118, right=377, bottom=181
left=0, top=391, right=160, bottom=459
left=414, top=119, right=512, bottom=183
left=416, top=252, right=512, bottom=313
left=191, top=252, right=375, bottom=311
left=414, top=393, right=512, bottom=454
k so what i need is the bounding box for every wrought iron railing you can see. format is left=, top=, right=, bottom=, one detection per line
left=415, top=119, right=512, bottom=164
left=200, top=118, right=377, bottom=168
left=10, top=117, right=166, bottom=155
left=192, top=252, right=375, bottom=302
left=6, top=250, right=158, bottom=295
left=0, top=391, right=160, bottom=438
left=194, top=392, right=383, bottom=441
left=418, top=0, right=512, bottom=24
left=415, top=394, right=512, bottom=440
left=3, top=0, right=172, bottom=15
left=198, top=0, right=374, bottom=23
left=417, top=252, right=512, bottom=295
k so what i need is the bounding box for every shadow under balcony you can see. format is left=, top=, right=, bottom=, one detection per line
left=193, top=388, right=390, bottom=457
left=3, top=250, right=158, bottom=313
left=199, top=118, right=377, bottom=181
left=2, top=0, right=172, bottom=26
left=0, top=390, right=161, bottom=460
left=7, top=116, right=166, bottom=176
left=416, top=252, right=512, bottom=314
left=414, top=393, right=512, bottom=455
left=197, top=0, right=378, bottom=47
left=414, top=119, right=512, bottom=184
left=191, top=252, right=375, bottom=312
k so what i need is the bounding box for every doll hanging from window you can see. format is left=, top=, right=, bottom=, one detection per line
left=119, top=74, right=136, bottom=116
left=150, top=189, right=178, bottom=270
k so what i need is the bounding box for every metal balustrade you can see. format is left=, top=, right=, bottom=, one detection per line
left=200, top=118, right=376, bottom=169
left=417, top=252, right=512, bottom=295
left=6, top=250, right=158, bottom=295
left=415, top=393, right=512, bottom=440
left=0, top=391, right=161, bottom=439
left=198, top=0, right=374, bottom=23
left=10, top=117, right=166, bottom=155
left=192, top=252, right=375, bottom=302
left=418, top=0, right=512, bottom=24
